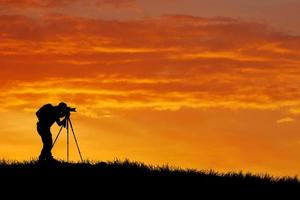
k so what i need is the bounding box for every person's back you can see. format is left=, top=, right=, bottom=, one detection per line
left=36, top=104, right=56, bottom=127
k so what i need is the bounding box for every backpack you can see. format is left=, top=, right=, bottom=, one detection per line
left=36, top=104, right=53, bottom=120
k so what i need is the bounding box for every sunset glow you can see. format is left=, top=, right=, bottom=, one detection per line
left=1, top=0, right=300, bottom=176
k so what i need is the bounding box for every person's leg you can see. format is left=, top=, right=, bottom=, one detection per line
left=37, top=124, right=45, bottom=161
left=37, top=124, right=53, bottom=161
left=40, top=133, right=53, bottom=160
left=44, top=132, right=53, bottom=160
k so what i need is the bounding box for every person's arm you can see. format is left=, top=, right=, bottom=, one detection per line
left=56, top=112, right=70, bottom=127
left=56, top=117, right=65, bottom=127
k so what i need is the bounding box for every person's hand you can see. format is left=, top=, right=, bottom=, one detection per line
left=65, top=112, right=71, bottom=118
left=61, top=118, right=67, bottom=128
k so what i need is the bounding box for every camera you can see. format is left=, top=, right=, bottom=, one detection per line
left=67, top=107, right=76, bottom=112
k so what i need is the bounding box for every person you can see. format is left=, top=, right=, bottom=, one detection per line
left=36, top=102, right=70, bottom=162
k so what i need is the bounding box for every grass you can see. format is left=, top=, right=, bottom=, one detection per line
left=0, top=159, right=298, bottom=182
left=0, top=159, right=299, bottom=195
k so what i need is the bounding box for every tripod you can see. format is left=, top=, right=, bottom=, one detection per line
left=52, top=116, right=83, bottom=162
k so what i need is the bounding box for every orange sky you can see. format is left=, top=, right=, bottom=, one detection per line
left=1, top=0, right=300, bottom=177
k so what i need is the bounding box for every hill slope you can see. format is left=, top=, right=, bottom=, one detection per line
left=0, top=159, right=299, bottom=197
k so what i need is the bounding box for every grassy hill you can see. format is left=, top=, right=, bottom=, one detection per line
left=0, top=159, right=299, bottom=197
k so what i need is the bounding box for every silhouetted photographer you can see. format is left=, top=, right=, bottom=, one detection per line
left=36, top=102, right=76, bottom=162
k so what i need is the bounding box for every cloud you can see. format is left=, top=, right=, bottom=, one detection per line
left=0, top=0, right=79, bottom=8
left=276, top=117, right=295, bottom=124
left=95, top=0, right=138, bottom=9
left=0, top=0, right=138, bottom=10
left=1, top=14, right=300, bottom=116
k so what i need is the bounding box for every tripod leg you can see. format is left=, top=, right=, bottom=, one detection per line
left=69, top=119, right=83, bottom=162
left=67, top=118, right=69, bottom=162
left=52, top=125, right=64, bottom=149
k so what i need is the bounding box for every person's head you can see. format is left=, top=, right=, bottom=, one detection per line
left=57, top=102, right=68, bottom=117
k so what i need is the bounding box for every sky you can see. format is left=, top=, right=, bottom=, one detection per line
left=1, top=0, right=300, bottom=177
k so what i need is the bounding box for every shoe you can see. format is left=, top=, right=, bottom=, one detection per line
left=38, top=156, right=60, bottom=165
left=46, top=157, right=61, bottom=164
left=38, top=156, right=46, bottom=163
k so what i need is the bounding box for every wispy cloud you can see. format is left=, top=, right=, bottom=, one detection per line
left=276, top=117, right=295, bottom=124
left=0, top=0, right=139, bottom=9
left=0, top=14, right=300, bottom=117
left=0, top=0, right=79, bottom=8
left=95, top=0, right=138, bottom=9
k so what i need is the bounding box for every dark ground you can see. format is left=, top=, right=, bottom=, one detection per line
left=0, top=159, right=299, bottom=198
